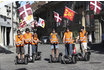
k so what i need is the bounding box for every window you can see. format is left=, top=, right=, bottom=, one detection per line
left=7, top=22, right=10, bottom=24
left=4, top=16, right=7, bottom=21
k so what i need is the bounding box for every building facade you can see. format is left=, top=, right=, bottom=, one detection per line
left=0, top=2, right=19, bottom=47
left=32, top=1, right=104, bottom=43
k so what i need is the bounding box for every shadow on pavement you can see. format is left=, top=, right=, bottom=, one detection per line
left=0, top=46, right=13, bottom=54
left=15, top=68, right=28, bottom=70
left=90, top=43, right=104, bottom=54
left=44, top=58, right=50, bottom=62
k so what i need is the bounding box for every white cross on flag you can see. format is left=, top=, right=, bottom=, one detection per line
left=90, top=1, right=102, bottom=14
left=54, top=11, right=62, bottom=24
left=18, top=3, right=34, bottom=24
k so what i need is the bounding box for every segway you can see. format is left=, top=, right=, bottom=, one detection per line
left=33, top=44, right=41, bottom=60
left=62, top=43, right=77, bottom=64
left=76, top=41, right=91, bottom=61
left=15, top=44, right=28, bottom=65
left=26, top=42, right=35, bottom=63
left=49, top=41, right=62, bottom=63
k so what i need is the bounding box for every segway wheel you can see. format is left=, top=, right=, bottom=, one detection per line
left=72, top=55, right=77, bottom=64
left=39, top=56, right=41, bottom=60
left=32, top=55, right=35, bottom=63
left=84, top=53, right=90, bottom=61
left=58, top=55, right=62, bottom=63
left=49, top=55, right=52, bottom=63
left=61, top=56, right=66, bottom=64
left=15, top=56, right=18, bottom=65
left=24, top=57, right=28, bottom=65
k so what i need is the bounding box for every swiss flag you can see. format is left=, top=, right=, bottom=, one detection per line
left=63, top=6, right=75, bottom=21
left=90, top=1, right=102, bottom=14
left=54, top=11, right=62, bottom=23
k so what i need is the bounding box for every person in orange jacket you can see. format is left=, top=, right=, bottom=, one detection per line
left=49, top=28, right=59, bottom=59
left=23, top=28, right=33, bottom=60
left=76, top=26, right=87, bottom=56
left=63, top=27, right=74, bottom=57
left=15, top=30, right=24, bottom=60
left=32, top=31, right=40, bottom=54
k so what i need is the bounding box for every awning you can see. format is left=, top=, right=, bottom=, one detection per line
left=0, top=22, right=11, bottom=27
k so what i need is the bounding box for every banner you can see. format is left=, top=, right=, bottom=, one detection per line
left=54, top=11, right=62, bottom=23
left=90, top=1, right=102, bottom=14
left=38, top=18, right=45, bottom=28
left=63, top=6, right=75, bottom=21
left=18, top=3, right=34, bottom=24
left=19, top=20, right=26, bottom=29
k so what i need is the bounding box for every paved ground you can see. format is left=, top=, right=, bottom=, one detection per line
left=0, top=44, right=104, bottom=70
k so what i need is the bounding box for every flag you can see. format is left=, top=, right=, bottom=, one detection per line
left=18, top=3, right=34, bottom=24
left=38, top=18, right=45, bottom=28
left=90, top=1, right=102, bottom=14
left=54, top=11, right=62, bottom=23
left=63, top=6, right=75, bottom=21
left=19, top=20, right=26, bottom=29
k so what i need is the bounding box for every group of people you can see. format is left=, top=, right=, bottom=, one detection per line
left=15, top=28, right=40, bottom=60
left=15, top=26, right=88, bottom=61
left=50, top=26, right=87, bottom=59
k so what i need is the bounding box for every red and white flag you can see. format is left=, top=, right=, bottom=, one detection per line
left=90, top=1, right=102, bottom=14
left=18, top=3, right=34, bottom=24
left=19, top=20, right=26, bottom=29
left=54, top=11, right=62, bottom=23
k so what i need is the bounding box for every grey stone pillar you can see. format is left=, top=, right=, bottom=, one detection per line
left=5, top=27, right=7, bottom=46
left=0, top=25, right=3, bottom=46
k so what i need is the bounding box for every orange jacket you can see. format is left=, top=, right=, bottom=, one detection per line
left=32, top=33, right=38, bottom=45
left=15, top=35, right=24, bottom=47
left=50, top=33, right=59, bottom=44
left=64, top=32, right=73, bottom=44
left=80, top=30, right=87, bottom=43
left=23, top=32, right=32, bottom=44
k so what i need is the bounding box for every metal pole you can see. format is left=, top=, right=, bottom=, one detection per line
left=11, top=3, right=14, bottom=46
